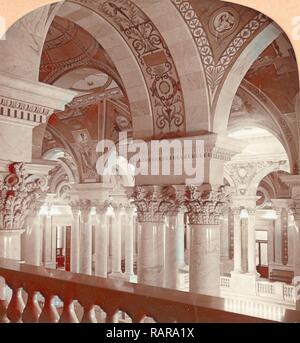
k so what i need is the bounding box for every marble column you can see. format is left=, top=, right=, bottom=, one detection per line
left=293, top=209, right=300, bottom=279
left=130, top=186, right=166, bottom=287
left=41, top=210, right=56, bottom=269
left=137, top=221, right=165, bottom=286
left=79, top=201, right=92, bottom=275
left=274, top=208, right=283, bottom=264
left=164, top=213, right=178, bottom=289
left=70, top=204, right=80, bottom=273
left=247, top=208, right=257, bottom=275
left=280, top=175, right=300, bottom=310
left=124, top=206, right=135, bottom=281
left=185, top=222, right=190, bottom=266
left=22, top=204, right=41, bottom=266
left=232, top=208, right=242, bottom=273
left=0, top=230, right=24, bottom=260
left=176, top=209, right=186, bottom=268
left=186, top=185, right=228, bottom=297
left=110, top=205, right=123, bottom=277
left=95, top=205, right=108, bottom=277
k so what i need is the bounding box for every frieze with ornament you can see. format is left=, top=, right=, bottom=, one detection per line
left=72, top=0, right=186, bottom=137
left=0, top=163, right=48, bottom=231
left=0, top=96, right=52, bottom=124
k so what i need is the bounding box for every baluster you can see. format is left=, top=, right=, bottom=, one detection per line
left=132, top=312, right=145, bottom=323
left=22, top=290, right=41, bottom=323
left=0, top=299, right=9, bottom=323
left=38, top=294, right=60, bottom=323
left=6, top=286, right=25, bottom=323
left=81, top=304, right=97, bottom=323
left=106, top=311, right=118, bottom=323
left=59, top=299, right=79, bottom=323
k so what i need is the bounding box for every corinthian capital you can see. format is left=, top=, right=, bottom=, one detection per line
left=128, top=185, right=184, bottom=223
left=184, top=184, right=230, bottom=225
left=0, top=162, right=49, bottom=230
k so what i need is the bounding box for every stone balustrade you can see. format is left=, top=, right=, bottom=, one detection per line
left=0, top=258, right=290, bottom=323
left=220, top=276, right=299, bottom=321
left=220, top=276, right=296, bottom=304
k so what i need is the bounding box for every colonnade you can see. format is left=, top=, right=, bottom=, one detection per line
left=17, top=179, right=300, bottom=302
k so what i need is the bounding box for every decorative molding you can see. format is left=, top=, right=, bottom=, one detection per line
left=0, top=163, right=48, bottom=231
left=66, top=88, right=123, bottom=111
left=0, top=72, right=76, bottom=113
left=225, top=160, right=289, bottom=195
left=184, top=185, right=230, bottom=225
left=129, top=185, right=183, bottom=223
left=172, top=0, right=269, bottom=102
left=72, top=0, right=186, bottom=137
left=0, top=96, right=52, bottom=125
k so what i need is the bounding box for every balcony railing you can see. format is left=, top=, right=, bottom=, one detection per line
left=1, top=258, right=296, bottom=323
left=219, top=276, right=299, bottom=321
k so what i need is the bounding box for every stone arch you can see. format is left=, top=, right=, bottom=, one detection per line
left=0, top=2, right=64, bottom=80
left=247, top=161, right=290, bottom=197
left=228, top=120, right=295, bottom=173
left=134, top=0, right=211, bottom=133
left=43, top=147, right=78, bottom=184
left=54, top=1, right=154, bottom=140
left=238, top=81, right=298, bottom=173
left=213, top=22, right=282, bottom=133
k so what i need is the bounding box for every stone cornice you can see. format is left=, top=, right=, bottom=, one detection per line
left=0, top=160, right=56, bottom=176
left=0, top=73, right=77, bottom=116
left=67, top=87, right=123, bottom=109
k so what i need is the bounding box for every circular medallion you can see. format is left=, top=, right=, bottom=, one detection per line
left=159, top=80, right=171, bottom=94
left=209, top=7, right=239, bottom=38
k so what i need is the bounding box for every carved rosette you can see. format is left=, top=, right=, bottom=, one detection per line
left=184, top=185, right=230, bottom=225
left=0, top=163, right=48, bottom=230
left=129, top=185, right=183, bottom=223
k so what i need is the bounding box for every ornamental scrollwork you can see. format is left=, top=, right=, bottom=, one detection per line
left=0, top=163, right=48, bottom=231
left=129, top=185, right=183, bottom=222
left=73, top=0, right=185, bottom=137
left=172, top=0, right=269, bottom=101
left=184, top=185, right=230, bottom=225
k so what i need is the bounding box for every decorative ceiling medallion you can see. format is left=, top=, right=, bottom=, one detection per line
left=209, top=7, right=240, bottom=38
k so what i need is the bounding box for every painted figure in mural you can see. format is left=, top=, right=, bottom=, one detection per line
left=78, top=132, right=95, bottom=173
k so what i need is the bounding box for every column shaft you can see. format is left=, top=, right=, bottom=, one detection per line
left=247, top=209, right=256, bottom=274
left=110, top=207, right=122, bottom=276
left=138, top=222, right=164, bottom=286
left=233, top=209, right=242, bottom=273
left=95, top=209, right=108, bottom=277
left=80, top=207, right=92, bottom=275
left=164, top=215, right=177, bottom=289
left=189, top=224, right=220, bottom=296
left=125, top=209, right=135, bottom=278
left=70, top=207, right=80, bottom=273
